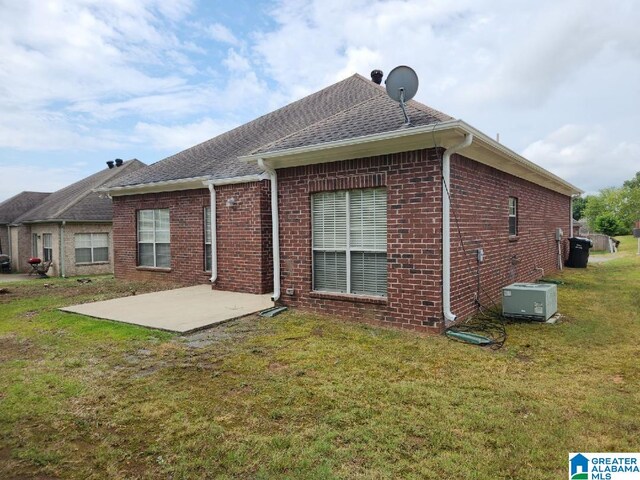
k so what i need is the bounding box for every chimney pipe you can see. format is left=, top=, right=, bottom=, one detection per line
left=371, top=69, right=383, bottom=85
left=115, top=158, right=124, bottom=167
left=106, top=161, right=115, bottom=169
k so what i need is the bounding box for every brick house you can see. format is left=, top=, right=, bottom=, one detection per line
left=103, top=73, right=580, bottom=333
left=8, top=159, right=145, bottom=276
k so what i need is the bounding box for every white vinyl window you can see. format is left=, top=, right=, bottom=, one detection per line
left=312, top=188, right=387, bottom=297
left=137, top=209, right=170, bottom=268
left=204, top=206, right=212, bottom=271
left=42, top=233, right=53, bottom=262
left=75, top=233, right=109, bottom=263
left=509, top=197, right=518, bottom=236
left=32, top=234, right=39, bottom=258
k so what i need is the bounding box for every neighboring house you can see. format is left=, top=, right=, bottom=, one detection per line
left=0, top=191, right=52, bottom=258
left=9, top=160, right=145, bottom=276
left=102, top=73, right=581, bottom=333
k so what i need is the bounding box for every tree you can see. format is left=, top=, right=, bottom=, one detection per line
left=583, top=172, right=640, bottom=235
left=594, top=213, right=626, bottom=236
left=621, top=171, right=640, bottom=226
left=572, top=196, right=586, bottom=220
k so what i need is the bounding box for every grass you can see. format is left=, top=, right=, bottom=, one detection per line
left=1, top=241, right=639, bottom=479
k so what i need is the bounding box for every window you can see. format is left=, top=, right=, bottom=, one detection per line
left=509, top=197, right=518, bottom=236
left=137, top=209, right=170, bottom=268
left=32, top=234, right=39, bottom=258
left=42, top=233, right=53, bottom=262
left=75, top=233, right=108, bottom=263
left=204, top=206, right=212, bottom=271
left=312, top=188, right=387, bottom=297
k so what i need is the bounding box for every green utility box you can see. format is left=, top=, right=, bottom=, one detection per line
left=502, top=283, right=558, bottom=321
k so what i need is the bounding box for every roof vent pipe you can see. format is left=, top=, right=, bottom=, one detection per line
left=371, top=69, right=383, bottom=85
left=106, top=161, right=115, bottom=169
left=115, top=158, right=124, bottom=167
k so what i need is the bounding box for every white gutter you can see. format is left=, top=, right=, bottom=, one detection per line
left=60, top=221, right=66, bottom=277
left=201, top=174, right=267, bottom=285
left=239, top=120, right=582, bottom=196
left=207, top=184, right=217, bottom=283
left=256, top=159, right=281, bottom=302
left=570, top=195, right=575, bottom=236
left=99, top=175, right=212, bottom=196
left=443, top=133, right=474, bottom=324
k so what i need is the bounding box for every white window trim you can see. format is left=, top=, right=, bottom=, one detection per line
left=42, top=233, right=53, bottom=262
left=75, top=233, right=109, bottom=264
left=137, top=209, right=170, bottom=268
left=311, top=189, right=387, bottom=297
left=32, top=234, right=39, bottom=258
left=509, top=197, right=518, bottom=236
left=204, top=206, right=212, bottom=271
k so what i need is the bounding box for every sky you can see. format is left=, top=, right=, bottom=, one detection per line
left=0, top=0, right=639, bottom=201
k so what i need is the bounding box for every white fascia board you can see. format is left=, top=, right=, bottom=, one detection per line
left=239, top=119, right=582, bottom=196
left=201, top=173, right=268, bottom=187
left=99, top=174, right=269, bottom=197
left=98, top=176, right=211, bottom=197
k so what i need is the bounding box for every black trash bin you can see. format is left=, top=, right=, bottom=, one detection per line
left=0, top=254, right=11, bottom=274
left=566, top=237, right=593, bottom=268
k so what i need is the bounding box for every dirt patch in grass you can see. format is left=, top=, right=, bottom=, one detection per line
left=0, top=335, right=39, bottom=362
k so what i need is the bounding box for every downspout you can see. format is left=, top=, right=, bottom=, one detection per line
left=570, top=195, right=575, bottom=236
left=442, top=133, right=474, bottom=324
left=257, top=158, right=281, bottom=302
left=208, top=184, right=217, bottom=283
left=60, top=221, right=66, bottom=277
left=7, top=225, right=11, bottom=259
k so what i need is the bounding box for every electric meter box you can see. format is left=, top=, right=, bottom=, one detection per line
left=502, top=283, right=557, bottom=321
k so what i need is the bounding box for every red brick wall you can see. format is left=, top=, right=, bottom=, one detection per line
left=276, top=149, right=571, bottom=333
left=448, top=154, right=571, bottom=320
left=277, top=150, right=444, bottom=333
left=110, top=149, right=571, bottom=333
left=213, top=182, right=272, bottom=294
left=112, top=184, right=272, bottom=294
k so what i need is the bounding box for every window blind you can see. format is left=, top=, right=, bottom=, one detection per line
left=312, top=188, right=387, bottom=296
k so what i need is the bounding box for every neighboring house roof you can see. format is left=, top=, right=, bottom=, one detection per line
left=0, top=191, right=52, bottom=224
left=14, top=160, right=146, bottom=224
left=104, top=72, right=581, bottom=196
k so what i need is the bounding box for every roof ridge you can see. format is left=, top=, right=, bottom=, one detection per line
left=144, top=75, right=381, bottom=168
left=50, top=161, right=139, bottom=220
left=353, top=72, right=453, bottom=121
left=248, top=94, right=381, bottom=156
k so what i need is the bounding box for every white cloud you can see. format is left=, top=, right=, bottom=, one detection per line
left=0, top=164, right=89, bottom=200
left=1, top=0, right=639, bottom=196
left=132, top=117, right=238, bottom=150
left=523, top=124, right=640, bottom=194
left=206, top=23, right=239, bottom=45
left=223, top=49, right=252, bottom=72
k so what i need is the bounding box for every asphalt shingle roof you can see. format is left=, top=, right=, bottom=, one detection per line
left=108, top=74, right=453, bottom=188
left=15, top=160, right=145, bottom=223
left=0, top=191, right=52, bottom=224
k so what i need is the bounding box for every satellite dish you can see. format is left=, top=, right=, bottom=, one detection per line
left=385, top=65, right=419, bottom=126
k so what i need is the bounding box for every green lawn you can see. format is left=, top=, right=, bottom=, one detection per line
left=1, top=239, right=639, bottom=479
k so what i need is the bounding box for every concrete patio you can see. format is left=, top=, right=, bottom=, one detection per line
left=60, top=285, right=273, bottom=333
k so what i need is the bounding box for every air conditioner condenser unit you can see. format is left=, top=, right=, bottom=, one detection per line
left=502, top=283, right=558, bottom=321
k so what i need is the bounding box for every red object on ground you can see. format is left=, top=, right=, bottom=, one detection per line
left=28, top=257, right=41, bottom=265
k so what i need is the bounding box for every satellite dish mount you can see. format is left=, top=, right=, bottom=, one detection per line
left=385, top=65, right=419, bottom=127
